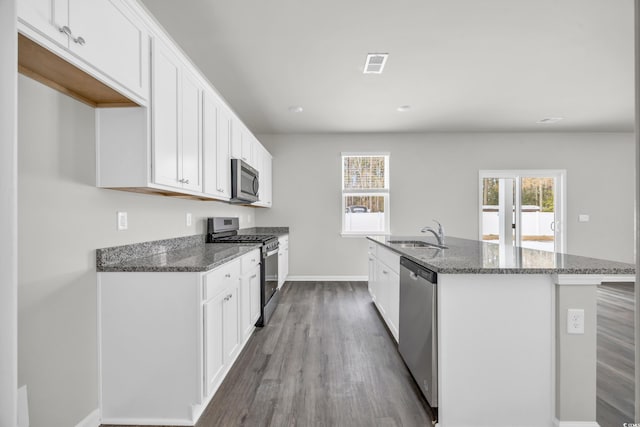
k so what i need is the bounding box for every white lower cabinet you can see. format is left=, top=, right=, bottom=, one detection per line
left=240, top=249, right=261, bottom=341
left=99, top=250, right=259, bottom=426
left=278, top=235, right=289, bottom=288
left=367, top=242, right=400, bottom=342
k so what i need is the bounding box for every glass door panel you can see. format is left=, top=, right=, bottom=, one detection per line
left=480, top=171, right=565, bottom=253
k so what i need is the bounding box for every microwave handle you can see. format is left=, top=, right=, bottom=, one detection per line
left=253, top=176, right=260, bottom=196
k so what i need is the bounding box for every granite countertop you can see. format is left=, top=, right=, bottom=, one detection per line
left=237, top=227, right=289, bottom=237
left=96, top=235, right=261, bottom=272
left=368, top=235, right=636, bottom=275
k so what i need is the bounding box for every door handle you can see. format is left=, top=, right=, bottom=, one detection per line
left=409, top=272, right=419, bottom=280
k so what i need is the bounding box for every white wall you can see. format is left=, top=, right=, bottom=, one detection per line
left=17, top=75, right=256, bottom=427
left=0, top=1, right=18, bottom=426
left=256, top=133, right=636, bottom=277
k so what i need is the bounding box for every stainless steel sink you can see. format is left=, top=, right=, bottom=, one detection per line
left=388, top=240, right=447, bottom=249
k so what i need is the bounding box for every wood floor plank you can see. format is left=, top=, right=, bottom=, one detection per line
left=597, top=282, right=635, bottom=427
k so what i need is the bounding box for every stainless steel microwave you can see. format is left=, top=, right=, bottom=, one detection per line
left=230, top=159, right=259, bottom=203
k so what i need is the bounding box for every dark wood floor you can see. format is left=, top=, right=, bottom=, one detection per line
left=199, top=281, right=431, bottom=426
left=597, top=282, right=635, bottom=427
left=103, top=281, right=432, bottom=427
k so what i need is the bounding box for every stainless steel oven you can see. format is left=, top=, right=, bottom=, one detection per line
left=231, top=159, right=259, bottom=203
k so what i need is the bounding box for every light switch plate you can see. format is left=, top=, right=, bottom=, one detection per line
left=567, top=309, right=585, bottom=334
left=117, top=211, right=128, bottom=231
left=186, top=213, right=192, bottom=227
left=578, top=214, right=590, bottom=222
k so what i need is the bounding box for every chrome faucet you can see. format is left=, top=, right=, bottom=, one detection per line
left=421, top=220, right=445, bottom=246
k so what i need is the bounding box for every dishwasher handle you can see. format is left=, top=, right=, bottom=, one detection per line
left=400, top=256, right=437, bottom=284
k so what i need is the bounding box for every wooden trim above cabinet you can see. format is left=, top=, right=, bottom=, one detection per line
left=17, top=33, right=138, bottom=108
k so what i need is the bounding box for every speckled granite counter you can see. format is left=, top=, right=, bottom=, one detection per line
left=368, top=235, right=635, bottom=275
left=96, top=235, right=260, bottom=272
left=238, top=227, right=289, bottom=237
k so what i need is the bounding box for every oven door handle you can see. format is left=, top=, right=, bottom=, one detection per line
left=265, top=248, right=279, bottom=258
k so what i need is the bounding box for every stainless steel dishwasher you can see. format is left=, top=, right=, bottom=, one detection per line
left=399, top=256, right=438, bottom=411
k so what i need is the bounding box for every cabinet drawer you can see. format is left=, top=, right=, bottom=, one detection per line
left=241, top=249, right=261, bottom=274
left=367, top=240, right=377, bottom=257
left=203, top=259, right=240, bottom=300
left=377, top=245, right=400, bottom=274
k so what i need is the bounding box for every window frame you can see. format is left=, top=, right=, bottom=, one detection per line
left=340, top=152, right=391, bottom=237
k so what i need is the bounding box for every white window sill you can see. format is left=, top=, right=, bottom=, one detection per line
left=340, top=232, right=388, bottom=238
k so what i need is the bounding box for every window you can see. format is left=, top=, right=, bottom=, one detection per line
left=341, top=153, right=390, bottom=235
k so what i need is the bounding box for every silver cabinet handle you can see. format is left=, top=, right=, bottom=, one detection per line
left=382, top=270, right=388, bottom=275
left=73, top=35, right=85, bottom=45
left=250, top=274, right=257, bottom=279
left=251, top=259, right=256, bottom=262
left=59, top=26, right=72, bottom=36
left=368, top=257, right=374, bottom=261
left=225, top=273, right=231, bottom=278
left=217, top=187, right=223, bottom=192
left=178, top=178, right=190, bottom=184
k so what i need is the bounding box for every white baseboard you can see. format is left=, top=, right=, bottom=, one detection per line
left=75, top=409, right=100, bottom=427
left=553, top=419, right=600, bottom=427
left=286, top=275, right=368, bottom=282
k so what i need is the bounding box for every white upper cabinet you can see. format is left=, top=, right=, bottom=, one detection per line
left=18, top=0, right=149, bottom=102
left=18, top=0, right=69, bottom=46
left=203, top=90, right=231, bottom=199
left=180, top=68, right=203, bottom=192
left=254, top=144, right=272, bottom=208
left=231, top=121, right=254, bottom=167
left=152, top=37, right=202, bottom=192
left=152, top=38, right=180, bottom=187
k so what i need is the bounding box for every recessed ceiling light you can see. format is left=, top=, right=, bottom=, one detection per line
left=363, top=53, right=389, bottom=74
left=288, top=106, right=304, bottom=113
left=397, top=105, right=411, bottom=112
left=536, top=117, right=564, bottom=124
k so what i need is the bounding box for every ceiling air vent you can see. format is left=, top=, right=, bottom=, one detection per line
left=363, top=53, right=389, bottom=74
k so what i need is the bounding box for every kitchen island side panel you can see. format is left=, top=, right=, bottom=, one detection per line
left=99, top=272, right=202, bottom=425
left=437, top=274, right=553, bottom=427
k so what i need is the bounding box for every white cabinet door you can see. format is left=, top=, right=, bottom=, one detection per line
left=216, top=104, right=231, bottom=198
left=249, top=266, right=261, bottom=325
left=254, top=144, right=272, bottom=207
left=203, top=292, right=225, bottom=397
left=18, top=0, right=69, bottom=46
left=203, top=92, right=231, bottom=199
left=68, top=0, right=147, bottom=98
left=367, top=255, right=376, bottom=301
left=230, top=118, right=242, bottom=159
left=375, top=261, right=388, bottom=317
left=202, top=90, right=218, bottom=196
left=152, top=38, right=180, bottom=188
left=387, top=269, right=400, bottom=341
left=277, top=236, right=289, bottom=289
left=240, top=266, right=260, bottom=341
left=263, top=152, right=272, bottom=207
left=222, top=282, right=240, bottom=364
left=241, top=129, right=253, bottom=165
left=180, top=69, right=202, bottom=192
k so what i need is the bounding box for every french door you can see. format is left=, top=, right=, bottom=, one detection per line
left=479, top=170, right=566, bottom=253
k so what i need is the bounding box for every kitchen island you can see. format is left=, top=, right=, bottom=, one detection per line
left=367, top=235, right=635, bottom=427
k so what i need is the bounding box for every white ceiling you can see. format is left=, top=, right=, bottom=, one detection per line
left=138, top=0, right=635, bottom=134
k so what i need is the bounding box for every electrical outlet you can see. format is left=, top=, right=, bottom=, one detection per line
left=578, top=214, right=590, bottom=222
left=186, top=213, right=192, bottom=227
left=567, top=309, right=585, bottom=334
left=117, top=211, right=128, bottom=231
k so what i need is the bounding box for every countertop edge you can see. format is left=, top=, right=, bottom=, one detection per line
left=367, top=236, right=636, bottom=275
